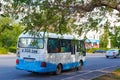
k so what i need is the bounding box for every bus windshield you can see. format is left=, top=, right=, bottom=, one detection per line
left=18, top=37, right=44, bottom=49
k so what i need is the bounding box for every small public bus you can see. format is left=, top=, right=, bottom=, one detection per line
left=16, top=32, right=86, bottom=74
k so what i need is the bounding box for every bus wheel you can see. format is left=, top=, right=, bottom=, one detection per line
left=106, top=56, right=109, bottom=58
left=55, top=64, right=62, bottom=75
left=77, top=60, right=83, bottom=71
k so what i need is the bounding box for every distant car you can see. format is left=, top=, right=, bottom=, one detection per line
left=106, top=49, right=120, bottom=58
left=92, top=50, right=106, bottom=53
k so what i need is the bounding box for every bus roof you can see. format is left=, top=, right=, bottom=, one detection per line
left=19, top=32, right=83, bottom=40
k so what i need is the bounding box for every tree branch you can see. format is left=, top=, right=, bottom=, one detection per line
left=71, top=0, right=120, bottom=12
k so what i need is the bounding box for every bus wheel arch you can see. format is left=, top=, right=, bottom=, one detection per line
left=55, top=63, right=63, bottom=75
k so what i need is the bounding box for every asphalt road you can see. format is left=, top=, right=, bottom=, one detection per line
left=0, top=53, right=120, bottom=80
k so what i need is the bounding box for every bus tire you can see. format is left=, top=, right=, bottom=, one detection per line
left=55, top=64, right=62, bottom=75
left=77, top=60, right=83, bottom=71
left=106, top=56, right=109, bottom=58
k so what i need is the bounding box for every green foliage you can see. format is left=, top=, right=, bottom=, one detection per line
left=9, top=46, right=16, bottom=53
left=0, top=23, right=23, bottom=48
left=21, top=0, right=74, bottom=35
left=99, top=25, right=109, bottom=48
left=86, top=48, right=98, bottom=53
left=115, top=68, right=120, bottom=72
left=1, top=0, right=119, bottom=49
left=0, top=17, right=13, bottom=35
left=0, top=47, right=8, bottom=54
left=1, top=0, right=118, bottom=39
left=0, top=0, right=120, bottom=55
left=86, top=48, right=109, bottom=53
left=109, top=26, right=120, bottom=48
left=99, top=34, right=108, bottom=48
left=0, top=17, right=23, bottom=54
left=88, top=17, right=99, bottom=30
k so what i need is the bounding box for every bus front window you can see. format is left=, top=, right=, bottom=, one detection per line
left=18, top=38, right=44, bottom=49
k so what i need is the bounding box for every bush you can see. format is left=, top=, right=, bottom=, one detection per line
left=86, top=48, right=98, bottom=53
left=0, top=48, right=8, bottom=54
left=9, top=46, right=17, bottom=53
left=86, top=48, right=109, bottom=53
left=99, top=48, right=109, bottom=50
left=115, top=68, right=120, bottom=72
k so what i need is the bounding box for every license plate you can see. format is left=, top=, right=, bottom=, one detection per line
left=24, top=58, right=35, bottom=62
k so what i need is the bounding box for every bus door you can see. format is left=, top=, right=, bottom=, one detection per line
left=71, top=41, right=76, bottom=63
left=79, top=40, right=86, bottom=56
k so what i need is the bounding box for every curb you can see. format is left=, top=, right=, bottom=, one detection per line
left=0, top=53, right=16, bottom=57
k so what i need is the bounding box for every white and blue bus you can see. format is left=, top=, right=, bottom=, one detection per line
left=16, top=32, right=86, bottom=74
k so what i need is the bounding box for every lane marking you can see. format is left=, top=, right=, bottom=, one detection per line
left=61, top=65, right=119, bottom=80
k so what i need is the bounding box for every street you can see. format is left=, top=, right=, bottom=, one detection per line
left=0, top=54, right=120, bottom=80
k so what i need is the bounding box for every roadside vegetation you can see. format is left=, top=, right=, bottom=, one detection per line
left=86, top=48, right=120, bottom=54
left=92, top=68, right=120, bottom=80
left=0, top=0, right=120, bottom=55
left=86, top=48, right=109, bottom=53
left=86, top=25, right=120, bottom=53
left=0, top=18, right=23, bottom=54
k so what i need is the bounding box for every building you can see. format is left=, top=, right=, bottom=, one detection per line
left=85, top=30, right=100, bottom=49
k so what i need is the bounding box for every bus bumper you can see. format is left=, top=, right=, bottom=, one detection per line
left=16, top=59, right=56, bottom=73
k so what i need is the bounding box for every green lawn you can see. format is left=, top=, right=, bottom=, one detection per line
left=92, top=68, right=120, bottom=80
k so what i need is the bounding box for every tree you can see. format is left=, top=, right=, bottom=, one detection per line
left=1, top=0, right=120, bottom=35
left=0, top=23, right=23, bottom=48
left=109, top=26, right=120, bottom=48
left=99, top=25, right=109, bottom=48
left=3, top=0, right=120, bottom=14
left=0, top=17, right=13, bottom=35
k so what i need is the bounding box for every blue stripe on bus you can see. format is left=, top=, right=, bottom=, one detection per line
left=63, top=62, right=79, bottom=70
left=16, top=59, right=86, bottom=73
left=62, top=61, right=86, bottom=70
left=16, top=59, right=57, bottom=73
left=83, top=61, right=87, bottom=65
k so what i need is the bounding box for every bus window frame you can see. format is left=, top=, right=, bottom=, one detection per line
left=60, top=39, right=71, bottom=53
left=47, top=38, right=60, bottom=53
left=80, top=40, right=86, bottom=56
left=18, top=37, right=44, bottom=49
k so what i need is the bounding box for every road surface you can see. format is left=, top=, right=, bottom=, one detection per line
left=0, top=53, right=120, bottom=80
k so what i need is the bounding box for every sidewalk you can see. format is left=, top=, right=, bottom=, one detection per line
left=0, top=52, right=16, bottom=57
left=86, top=53, right=105, bottom=56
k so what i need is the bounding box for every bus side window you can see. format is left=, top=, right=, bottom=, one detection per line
left=60, top=39, right=71, bottom=52
left=47, top=38, right=60, bottom=53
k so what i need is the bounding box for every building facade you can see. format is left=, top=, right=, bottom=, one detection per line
left=85, top=30, right=100, bottom=49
